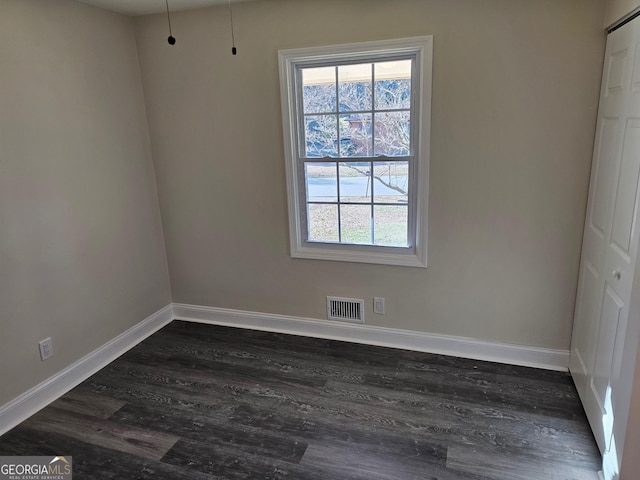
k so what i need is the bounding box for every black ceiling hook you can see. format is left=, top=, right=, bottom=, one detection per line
left=166, top=0, right=175, bottom=45
left=228, top=0, right=236, bottom=54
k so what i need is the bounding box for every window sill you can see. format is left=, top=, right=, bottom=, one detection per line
left=291, top=244, right=427, bottom=268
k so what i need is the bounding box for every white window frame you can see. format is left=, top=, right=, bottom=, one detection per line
left=278, top=36, right=432, bottom=268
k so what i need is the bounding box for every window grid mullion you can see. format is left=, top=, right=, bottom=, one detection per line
left=335, top=66, right=343, bottom=243
left=308, top=201, right=407, bottom=206
left=335, top=67, right=340, bottom=159
left=370, top=63, right=376, bottom=245
left=335, top=161, right=342, bottom=243
left=372, top=62, right=377, bottom=158
left=302, top=155, right=414, bottom=163
left=370, top=160, right=375, bottom=244
left=304, top=107, right=409, bottom=117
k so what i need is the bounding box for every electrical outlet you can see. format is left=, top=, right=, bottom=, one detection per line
left=39, top=338, right=53, bottom=361
left=374, top=297, right=385, bottom=314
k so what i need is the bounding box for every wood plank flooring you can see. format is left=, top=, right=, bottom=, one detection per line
left=0, top=321, right=601, bottom=479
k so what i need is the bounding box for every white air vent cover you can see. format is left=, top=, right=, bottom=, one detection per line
left=327, top=296, right=365, bottom=323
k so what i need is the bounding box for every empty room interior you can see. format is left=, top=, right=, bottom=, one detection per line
left=2, top=0, right=640, bottom=478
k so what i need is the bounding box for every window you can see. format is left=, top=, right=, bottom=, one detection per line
left=278, top=37, right=432, bottom=267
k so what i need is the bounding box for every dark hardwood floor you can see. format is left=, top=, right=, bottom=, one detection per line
left=0, top=321, right=601, bottom=479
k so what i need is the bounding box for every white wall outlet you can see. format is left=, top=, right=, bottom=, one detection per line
left=374, top=297, right=385, bottom=314
left=39, top=337, right=53, bottom=361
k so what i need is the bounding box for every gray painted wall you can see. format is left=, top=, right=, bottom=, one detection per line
left=134, top=0, right=606, bottom=351
left=605, top=0, right=640, bottom=26
left=0, top=0, right=171, bottom=406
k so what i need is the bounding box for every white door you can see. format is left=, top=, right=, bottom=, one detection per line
left=570, top=16, right=640, bottom=476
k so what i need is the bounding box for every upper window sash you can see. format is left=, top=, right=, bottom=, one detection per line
left=294, top=56, right=417, bottom=160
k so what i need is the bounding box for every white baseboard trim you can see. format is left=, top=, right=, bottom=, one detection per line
left=173, top=303, right=570, bottom=372
left=0, top=303, right=570, bottom=437
left=0, top=304, right=174, bottom=436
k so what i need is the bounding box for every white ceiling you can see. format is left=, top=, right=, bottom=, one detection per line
left=74, top=0, right=251, bottom=17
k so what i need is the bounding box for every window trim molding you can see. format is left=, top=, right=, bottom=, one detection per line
left=278, top=36, right=432, bottom=268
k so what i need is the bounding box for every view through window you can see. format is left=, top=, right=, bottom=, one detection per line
left=301, top=60, right=412, bottom=247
